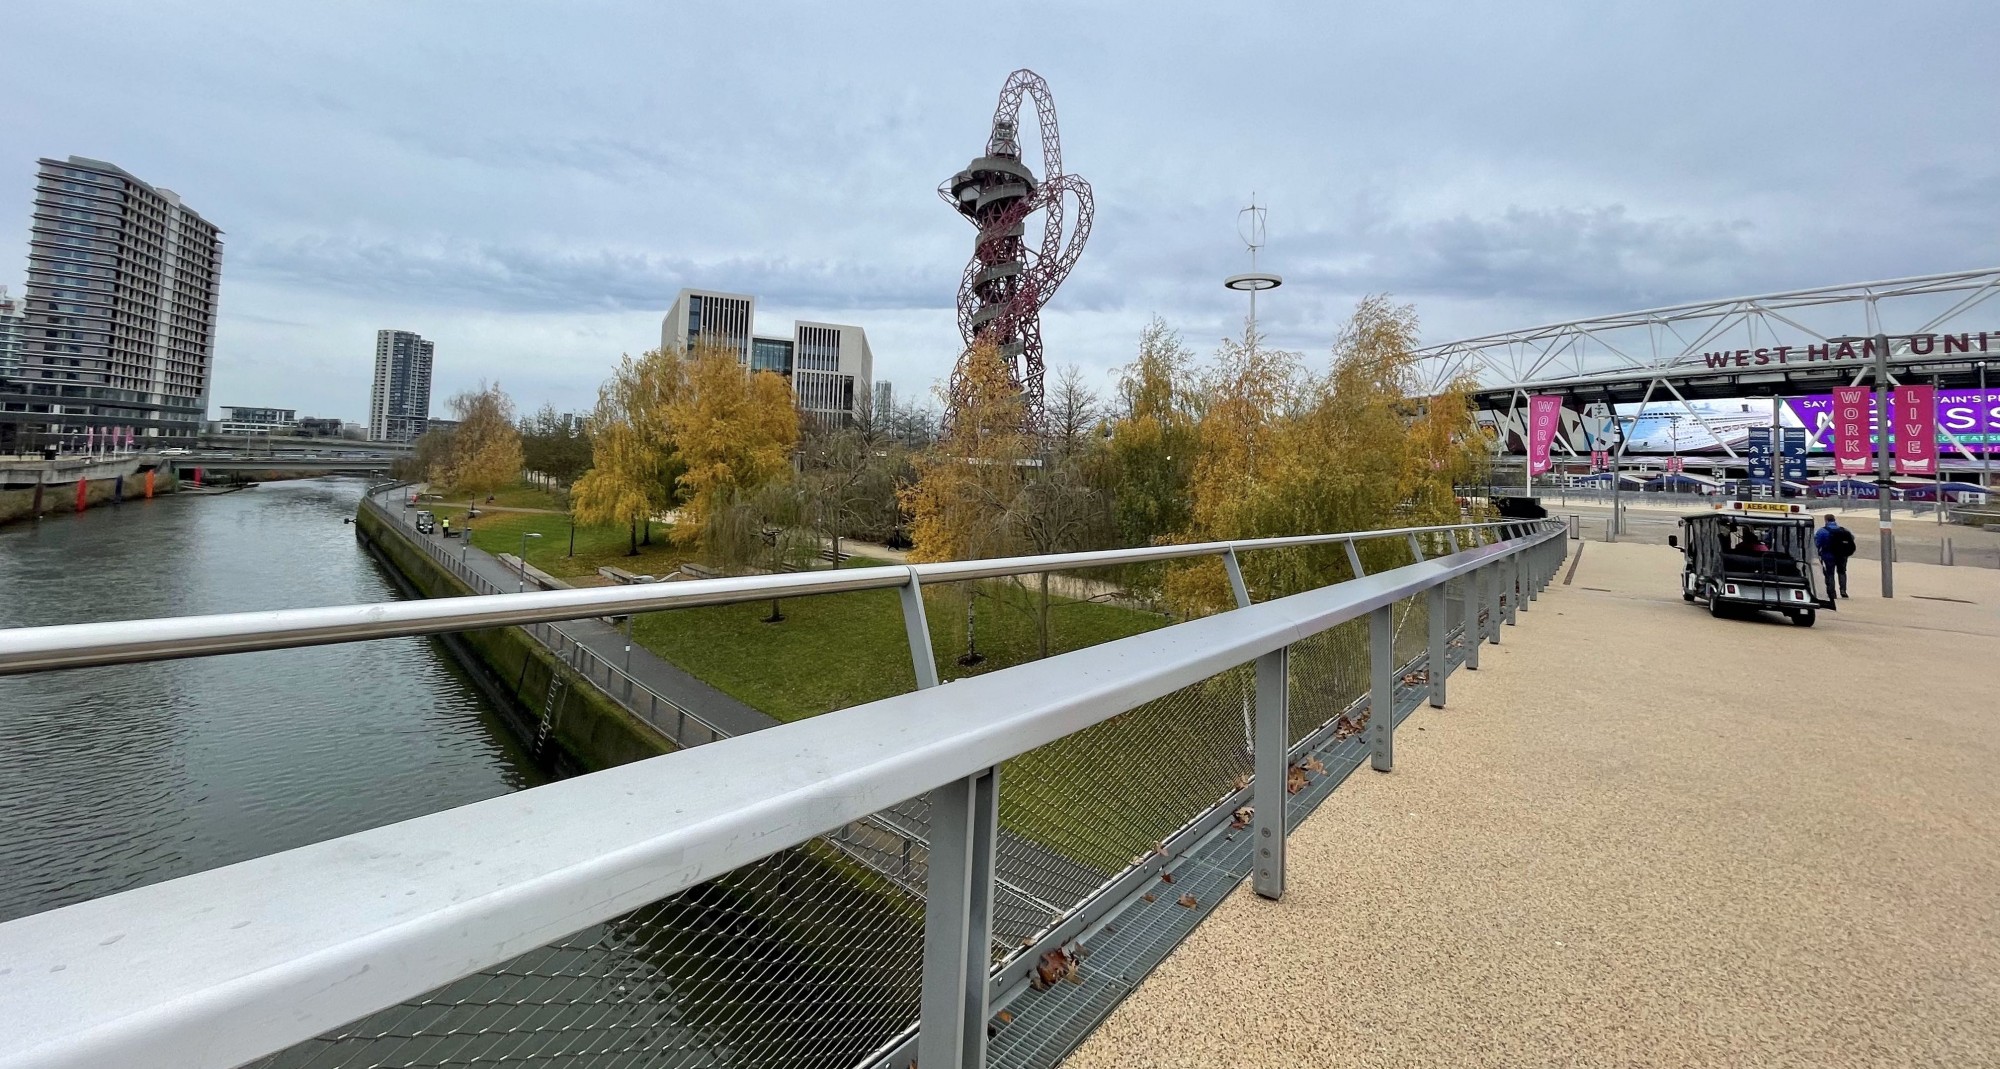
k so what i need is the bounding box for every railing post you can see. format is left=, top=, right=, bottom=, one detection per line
left=1464, top=568, right=1482, bottom=670
left=1426, top=582, right=1447, bottom=708
left=1505, top=554, right=1522, bottom=625
left=1225, top=547, right=1256, bottom=757
left=1221, top=546, right=1251, bottom=609
left=1344, top=539, right=1365, bottom=579
left=1407, top=533, right=1425, bottom=562
left=1487, top=561, right=1503, bottom=645
left=919, top=766, right=999, bottom=1069
left=1447, top=530, right=1462, bottom=554
left=899, top=567, right=941, bottom=691
left=1251, top=645, right=1289, bottom=900
left=1369, top=606, right=1394, bottom=772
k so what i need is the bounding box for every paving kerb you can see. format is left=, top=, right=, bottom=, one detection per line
left=1063, top=542, right=2000, bottom=1069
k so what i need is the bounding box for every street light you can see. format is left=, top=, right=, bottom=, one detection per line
left=518, top=531, right=543, bottom=592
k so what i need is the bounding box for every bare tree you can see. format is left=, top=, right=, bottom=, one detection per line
left=1045, top=364, right=1100, bottom=460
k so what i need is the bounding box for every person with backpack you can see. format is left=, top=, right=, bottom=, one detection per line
left=1815, top=515, right=1855, bottom=598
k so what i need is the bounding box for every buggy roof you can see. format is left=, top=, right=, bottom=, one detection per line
left=1681, top=501, right=1816, bottom=525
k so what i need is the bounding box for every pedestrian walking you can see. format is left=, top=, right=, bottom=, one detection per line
left=1814, top=514, right=1854, bottom=598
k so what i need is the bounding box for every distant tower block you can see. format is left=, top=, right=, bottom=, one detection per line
left=941, top=69, right=1094, bottom=432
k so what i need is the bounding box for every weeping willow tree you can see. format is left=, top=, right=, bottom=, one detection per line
left=1163, top=296, right=1487, bottom=617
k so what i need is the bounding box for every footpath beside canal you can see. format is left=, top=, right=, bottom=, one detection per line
left=354, top=486, right=782, bottom=773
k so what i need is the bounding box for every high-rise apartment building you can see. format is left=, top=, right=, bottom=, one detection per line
left=0, top=157, right=224, bottom=450
left=661, top=288, right=874, bottom=424
left=0, top=286, right=25, bottom=383
left=368, top=329, right=434, bottom=443
left=872, top=380, right=893, bottom=418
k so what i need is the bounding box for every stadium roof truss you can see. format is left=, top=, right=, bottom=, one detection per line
left=1415, top=267, right=2000, bottom=396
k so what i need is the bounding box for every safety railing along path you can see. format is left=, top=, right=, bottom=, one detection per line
left=0, top=514, right=1568, bottom=1069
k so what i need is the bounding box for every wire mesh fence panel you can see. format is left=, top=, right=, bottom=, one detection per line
left=248, top=838, right=927, bottom=1069
left=1391, top=592, right=1427, bottom=668
left=1285, top=618, right=1371, bottom=747
left=988, top=663, right=1255, bottom=957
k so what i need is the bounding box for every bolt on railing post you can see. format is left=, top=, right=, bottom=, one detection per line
left=1369, top=606, right=1395, bottom=772
left=1344, top=539, right=1365, bottom=579
left=918, top=765, right=998, bottom=1069
left=1251, top=645, right=1289, bottom=901
left=899, top=566, right=941, bottom=691
left=1426, top=582, right=1447, bottom=709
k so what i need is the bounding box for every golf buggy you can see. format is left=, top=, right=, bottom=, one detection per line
left=1668, top=500, right=1832, bottom=627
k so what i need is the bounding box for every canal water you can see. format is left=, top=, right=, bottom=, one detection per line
left=0, top=477, right=545, bottom=924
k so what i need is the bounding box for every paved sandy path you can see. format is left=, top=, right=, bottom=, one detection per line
left=1065, top=543, right=2000, bottom=1068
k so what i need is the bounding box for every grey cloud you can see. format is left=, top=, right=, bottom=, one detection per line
left=232, top=236, right=955, bottom=316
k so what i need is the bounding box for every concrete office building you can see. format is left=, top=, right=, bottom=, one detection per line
left=662, top=288, right=874, bottom=424
left=0, top=286, right=24, bottom=383
left=872, top=379, right=892, bottom=418
left=214, top=405, right=297, bottom=436
left=0, top=157, right=224, bottom=451
left=368, top=329, right=434, bottom=443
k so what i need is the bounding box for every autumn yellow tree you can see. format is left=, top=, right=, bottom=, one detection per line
left=572, top=349, right=682, bottom=555
left=664, top=340, right=800, bottom=544
left=429, top=381, right=525, bottom=494
left=1164, top=297, right=1486, bottom=616
left=1107, top=318, right=1201, bottom=549
left=900, top=340, right=1035, bottom=563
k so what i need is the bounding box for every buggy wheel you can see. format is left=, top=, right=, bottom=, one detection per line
left=1791, top=608, right=1816, bottom=628
left=1707, top=588, right=1726, bottom=618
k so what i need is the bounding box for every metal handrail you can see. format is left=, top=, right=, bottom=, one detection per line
left=0, top=513, right=1538, bottom=675
left=0, top=522, right=1567, bottom=1069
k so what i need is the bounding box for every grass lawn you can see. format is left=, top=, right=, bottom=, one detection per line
left=429, top=505, right=691, bottom=580
left=423, top=483, right=568, bottom=511
left=631, top=568, right=1167, bottom=724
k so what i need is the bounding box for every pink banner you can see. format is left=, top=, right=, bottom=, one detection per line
left=1893, top=384, right=1937, bottom=475
left=1527, top=395, right=1561, bottom=476
left=1831, top=386, right=1873, bottom=475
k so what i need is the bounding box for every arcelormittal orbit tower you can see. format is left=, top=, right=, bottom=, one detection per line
left=940, top=69, right=1094, bottom=432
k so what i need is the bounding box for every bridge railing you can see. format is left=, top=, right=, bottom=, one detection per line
left=0, top=517, right=1568, bottom=1069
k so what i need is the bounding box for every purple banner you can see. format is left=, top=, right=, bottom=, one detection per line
left=1786, top=389, right=2000, bottom=454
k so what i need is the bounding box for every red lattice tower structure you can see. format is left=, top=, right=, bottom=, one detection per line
left=940, top=69, right=1094, bottom=433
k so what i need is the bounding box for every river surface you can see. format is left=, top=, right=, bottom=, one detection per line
left=0, top=477, right=545, bottom=923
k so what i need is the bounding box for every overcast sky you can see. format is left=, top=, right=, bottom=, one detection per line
left=6, top=0, right=1997, bottom=423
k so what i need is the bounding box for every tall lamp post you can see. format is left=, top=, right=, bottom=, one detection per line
left=518, top=531, right=543, bottom=592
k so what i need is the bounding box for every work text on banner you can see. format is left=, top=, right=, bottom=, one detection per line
left=1527, top=394, right=1561, bottom=476
left=1832, top=386, right=1873, bottom=475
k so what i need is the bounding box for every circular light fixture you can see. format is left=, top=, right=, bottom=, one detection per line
left=1224, top=272, right=1283, bottom=292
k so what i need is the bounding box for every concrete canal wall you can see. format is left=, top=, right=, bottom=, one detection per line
left=354, top=502, right=670, bottom=774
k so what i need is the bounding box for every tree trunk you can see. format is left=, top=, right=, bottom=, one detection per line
left=1038, top=572, right=1051, bottom=659
left=830, top=531, right=841, bottom=570
left=628, top=519, right=638, bottom=556
left=642, top=517, right=652, bottom=546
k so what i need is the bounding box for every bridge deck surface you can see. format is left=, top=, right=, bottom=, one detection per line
left=1065, top=542, right=2000, bottom=1068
